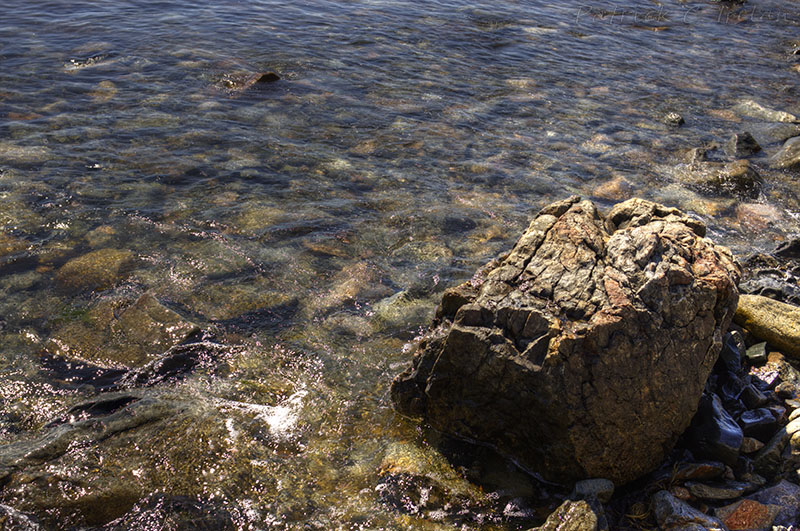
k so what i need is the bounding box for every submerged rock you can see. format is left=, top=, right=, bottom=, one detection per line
left=677, top=159, right=762, bottom=199
left=46, top=293, right=200, bottom=368
left=55, top=248, right=135, bottom=294
left=392, top=197, right=741, bottom=484
left=734, top=294, right=800, bottom=359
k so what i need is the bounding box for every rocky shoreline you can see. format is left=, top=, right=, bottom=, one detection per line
left=390, top=198, right=800, bottom=531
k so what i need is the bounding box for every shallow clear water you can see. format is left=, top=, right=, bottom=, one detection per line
left=1, top=0, right=800, bottom=528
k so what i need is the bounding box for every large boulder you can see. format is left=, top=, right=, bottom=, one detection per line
left=392, top=197, right=741, bottom=485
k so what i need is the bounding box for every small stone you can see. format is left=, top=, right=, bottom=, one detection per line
left=738, top=408, right=779, bottom=442
left=651, top=490, right=725, bottom=530
left=663, top=111, right=685, bottom=126
left=725, top=132, right=761, bottom=158
left=733, top=100, right=797, bottom=122
left=740, top=437, right=765, bottom=454
left=532, top=499, right=607, bottom=531
left=770, top=136, right=800, bottom=168
left=55, top=248, right=135, bottom=294
left=570, top=478, right=615, bottom=504
left=685, top=481, right=749, bottom=501
left=775, top=381, right=797, bottom=399
left=670, top=486, right=692, bottom=500
left=738, top=384, right=768, bottom=409
left=734, top=295, right=800, bottom=359
left=745, top=342, right=768, bottom=365
left=715, top=499, right=779, bottom=530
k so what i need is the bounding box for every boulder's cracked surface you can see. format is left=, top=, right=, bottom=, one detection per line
left=392, top=197, right=741, bottom=484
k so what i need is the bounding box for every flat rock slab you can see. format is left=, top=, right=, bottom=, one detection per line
left=392, top=197, right=741, bottom=484
left=734, top=294, right=800, bottom=359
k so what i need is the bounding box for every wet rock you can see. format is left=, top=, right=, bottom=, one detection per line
left=102, top=494, right=241, bottom=530
left=738, top=384, right=768, bottom=409
left=775, top=381, right=797, bottom=400
left=663, top=111, right=685, bottom=126
left=55, top=248, right=135, bottom=294
left=677, top=159, right=762, bottom=199
left=686, top=393, right=744, bottom=467
left=118, top=340, right=232, bottom=387
left=738, top=408, right=779, bottom=442
left=739, top=245, right=800, bottom=306
left=217, top=71, right=281, bottom=93
left=770, top=136, right=800, bottom=168
left=0, top=142, right=52, bottom=164
left=724, top=132, right=761, bottom=158
left=752, top=426, right=791, bottom=479
left=671, top=461, right=727, bottom=482
left=685, top=480, right=748, bottom=501
left=750, top=122, right=800, bottom=145
left=0, top=232, right=28, bottom=259
left=740, top=437, right=764, bottom=454
left=651, top=490, right=725, bottom=530
left=734, top=294, right=800, bottom=358
left=46, top=293, right=200, bottom=369
left=747, top=480, right=800, bottom=527
left=530, top=499, right=607, bottom=531
left=715, top=499, right=779, bottom=530
left=569, top=478, right=614, bottom=504
left=733, top=100, right=798, bottom=123
left=744, top=342, right=768, bottom=366
left=376, top=441, right=490, bottom=525
left=0, top=504, right=41, bottom=530
left=392, top=197, right=741, bottom=484
left=717, top=330, right=744, bottom=374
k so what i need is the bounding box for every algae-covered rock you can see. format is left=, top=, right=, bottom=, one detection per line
left=55, top=248, right=135, bottom=294
left=530, top=499, right=607, bottom=531
left=46, top=293, right=199, bottom=368
left=392, top=197, right=741, bottom=485
left=734, top=294, right=800, bottom=358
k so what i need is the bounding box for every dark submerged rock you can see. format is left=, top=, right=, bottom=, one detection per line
left=392, top=197, right=741, bottom=485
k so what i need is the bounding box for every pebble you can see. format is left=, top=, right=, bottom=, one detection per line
left=745, top=342, right=768, bottom=366
left=740, top=436, right=765, bottom=454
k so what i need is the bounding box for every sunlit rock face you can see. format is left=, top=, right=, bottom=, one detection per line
left=392, top=196, right=741, bottom=485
